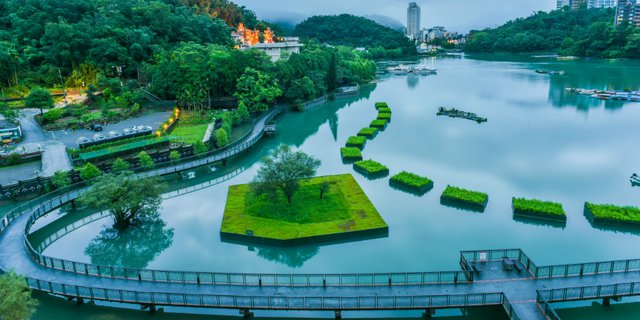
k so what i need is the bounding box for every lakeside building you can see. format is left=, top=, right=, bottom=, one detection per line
left=251, top=38, right=303, bottom=62
left=406, top=2, right=421, bottom=40
left=233, top=23, right=302, bottom=61
left=557, top=0, right=618, bottom=9
left=616, top=0, right=640, bottom=26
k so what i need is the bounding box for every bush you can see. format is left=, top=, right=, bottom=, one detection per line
left=80, top=163, right=102, bottom=180
left=346, top=136, right=367, bottom=148
left=216, top=128, right=229, bottom=147
left=51, top=171, right=71, bottom=188
left=169, top=150, right=181, bottom=162
left=111, top=158, right=130, bottom=173
left=42, top=108, right=66, bottom=123
left=441, top=186, right=488, bottom=209
left=390, top=171, right=433, bottom=193
left=370, top=119, right=388, bottom=128
left=138, top=151, right=154, bottom=169
left=585, top=203, right=640, bottom=226
left=357, top=127, right=378, bottom=138
left=512, top=197, right=566, bottom=221
left=340, top=147, right=363, bottom=161
left=353, top=160, right=389, bottom=177
left=193, top=141, right=209, bottom=154
left=377, top=112, right=392, bottom=120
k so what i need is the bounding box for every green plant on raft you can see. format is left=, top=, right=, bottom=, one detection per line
left=340, top=147, right=363, bottom=161
left=377, top=107, right=392, bottom=113
left=377, top=112, right=391, bottom=120
left=375, top=102, right=388, bottom=109
left=585, top=203, right=640, bottom=225
left=390, top=171, right=433, bottom=192
left=357, top=127, right=378, bottom=138
left=512, top=197, right=566, bottom=220
left=353, top=160, right=389, bottom=176
left=346, top=136, right=367, bottom=148
left=370, top=119, right=388, bottom=128
left=441, top=186, right=488, bottom=207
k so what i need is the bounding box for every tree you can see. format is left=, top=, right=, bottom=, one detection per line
left=51, top=171, right=71, bottom=189
left=111, top=158, right=130, bottom=173
left=215, top=128, right=229, bottom=147
left=0, top=271, right=38, bottom=320
left=79, top=173, right=167, bottom=230
left=236, top=102, right=250, bottom=122
left=234, top=68, right=282, bottom=113
left=0, top=102, right=20, bottom=124
left=319, top=181, right=331, bottom=199
left=251, top=145, right=321, bottom=205
left=24, top=88, right=53, bottom=114
left=169, top=150, right=181, bottom=162
left=193, top=141, right=208, bottom=154
left=138, top=151, right=154, bottom=169
left=80, top=163, right=102, bottom=180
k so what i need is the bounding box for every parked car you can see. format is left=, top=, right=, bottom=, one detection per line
left=89, top=124, right=103, bottom=132
left=77, top=137, right=90, bottom=144
left=108, top=131, right=122, bottom=138
left=93, top=134, right=106, bottom=141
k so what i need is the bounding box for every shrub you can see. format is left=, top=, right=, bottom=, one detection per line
left=216, top=128, right=229, bottom=147
left=42, top=108, right=66, bottom=123
left=357, top=127, right=378, bottom=138
left=193, top=141, right=209, bottom=154
left=513, top=197, right=566, bottom=221
left=585, top=203, right=640, bottom=226
left=340, top=147, right=363, bottom=161
left=169, top=150, right=181, bottom=162
left=111, top=158, right=130, bottom=173
left=138, top=151, right=154, bottom=169
left=346, top=136, right=367, bottom=148
left=51, top=171, right=71, bottom=189
left=370, top=119, right=388, bottom=128
left=377, top=112, right=392, bottom=120
left=441, top=186, right=488, bottom=209
left=80, top=163, right=102, bottom=180
left=390, top=171, right=433, bottom=193
left=353, top=160, right=389, bottom=177
left=375, top=102, right=388, bottom=109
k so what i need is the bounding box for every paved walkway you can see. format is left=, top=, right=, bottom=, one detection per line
left=40, top=143, right=72, bottom=176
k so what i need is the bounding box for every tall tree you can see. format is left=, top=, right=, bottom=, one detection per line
left=0, top=271, right=38, bottom=320
left=234, top=67, right=282, bottom=113
left=251, top=145, right=321, bottom=204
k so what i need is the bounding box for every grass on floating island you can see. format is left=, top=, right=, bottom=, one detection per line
left=585, top=203, right=640, bottom=227
left=512, top=197, right=566, bottom=221
left=370, top=119, right=388, bottom=129
left=389, top=171, right=433, bottom=194
left=375, top=102, right=388, bottom=110
left=377, top=112, right=392, bottom=121
left=353, top=160, right=389, bottom=178
left=346, top=136, right=367, bottom=149
left=220, top=174, right=388, bottom=244
left=341, top=147, right=363, bottom=161
left=441, top=186, right=488, bottom=211
left=357, top=127, right=378, bottom=138
left=377, top=107, right=392, bottom=114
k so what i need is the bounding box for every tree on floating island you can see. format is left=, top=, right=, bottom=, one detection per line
left=251, top=144, right=321, bottom=205
left=79, top=172, right=167, bottom=230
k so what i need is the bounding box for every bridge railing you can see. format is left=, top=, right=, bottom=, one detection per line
left=501, top=296, right=521, bottom=320
left=537, top=282, right=640, bottom=303
left=460, top=249, right=538, bottom=276
left=534, top=259, right=640, bottom=279
left=26, top=277, right=504, bottom=310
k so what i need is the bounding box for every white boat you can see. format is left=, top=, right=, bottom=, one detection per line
left=412, top=65, right=437, bottom=74
left=387, top=64, right=411, bottom=74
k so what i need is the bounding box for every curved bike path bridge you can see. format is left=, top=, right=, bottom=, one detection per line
left=2, top=107, right=640, bottom=319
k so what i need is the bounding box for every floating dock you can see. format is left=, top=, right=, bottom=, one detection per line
left=437, top=107, right=487, bottom=123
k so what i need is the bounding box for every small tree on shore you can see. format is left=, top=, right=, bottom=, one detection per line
left=169, top=150, right=181, bottom=162
left=80, top=163, right=102, bottom=180
left=25, top=88, right=53, bottom=114
left=51, top=171, right=71, bottom=189
left=0, top=271, right=38, bottom=320
left=79, top=173, right=167, bottom=230
left=138, top=151, right=154, bottom=169
left=215, top=128, right=229, bottom=147
left=111, top=158, right=130, bottom=173
left=251, top=145, right=320, bottom=205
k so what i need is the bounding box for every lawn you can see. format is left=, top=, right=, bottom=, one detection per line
left=221, top=174, right=388, bottom=244
left=171, top=123, right=210, bottom=144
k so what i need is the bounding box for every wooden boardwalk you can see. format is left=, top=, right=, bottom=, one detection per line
left=2, top=107, right=640, bottom=319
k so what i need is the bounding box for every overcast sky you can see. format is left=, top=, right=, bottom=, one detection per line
left=234, top=0, right=558, bottom=33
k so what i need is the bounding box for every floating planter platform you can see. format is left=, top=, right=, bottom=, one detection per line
left=512, top=197, right=567, bottom=222
left=584, top=202, right=640, bottom=228
left=389, top=171, right=433, bottom=196
left=370, top=120, right=388, bottom=129
left=437, top=107, right=487, bottom=124
left=353, top=160, right=389, bottom=178
left=346, top=136, right=367, bottom=149
left=357, top=127, right=378, bottom=139
left=377, top=112, right=392, bottom=121
left=440, top=186, right=488, bottom=212
left=340, top=147, right=363, bottom=162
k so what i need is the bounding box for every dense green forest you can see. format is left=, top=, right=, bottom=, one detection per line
left=465, top=7, right=640, bottom=58
left=0, top=0, right=375, bottom=107
left=293, top=14, right=417, bottom=58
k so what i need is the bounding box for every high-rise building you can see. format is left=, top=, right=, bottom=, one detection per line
left=558, top=0, right=617, bottom=9
left=406, top=2, right=421, bottom=40
left=557, top=0, right=571, bottom=8
left=616, top=0, right=640, bottom=27
left=589, top=0, right=618, bottom=8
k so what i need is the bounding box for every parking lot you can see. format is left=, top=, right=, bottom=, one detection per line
left=49, top=110, right=172, bottom=148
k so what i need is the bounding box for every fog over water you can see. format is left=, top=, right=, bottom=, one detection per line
left=234, top=0, right=557, bottom=33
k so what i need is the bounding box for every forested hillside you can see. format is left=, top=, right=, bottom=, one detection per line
left=465, top=7, right=640, bottom=58
left=294, top=14, right=417, bottom=58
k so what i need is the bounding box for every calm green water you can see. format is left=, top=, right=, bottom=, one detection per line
left=16, top=55, right=640, bottom=319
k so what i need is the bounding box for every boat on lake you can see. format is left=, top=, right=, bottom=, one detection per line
left=386, top=64, right=437, bottom=75
left=437, top=107, right=487, bottom=124
left=567, top=88, right=640, bottom=102
left=412, top=64, right=437, bottom=74
left=387, top=64, right=411, bottom=74
left=535, top=70, right=565, bottom=75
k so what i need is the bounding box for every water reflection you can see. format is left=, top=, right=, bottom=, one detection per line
left=254, top=245, right=320, bottom=268
left=85, top=214, right=174, bottom=269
